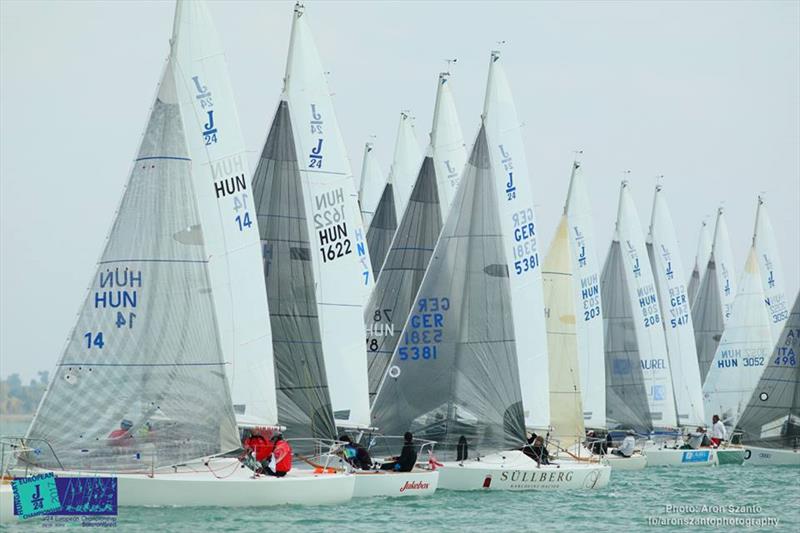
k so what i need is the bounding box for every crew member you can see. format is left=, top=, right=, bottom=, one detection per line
left=339, top=435, right=373, bottom=470
left=266, top=433, right=292, bottom=477
left=380, top=432, right=417, bottom=472
left=613, top=430, right=636, bottom=457
left=710, top=415, right=727, bottom=447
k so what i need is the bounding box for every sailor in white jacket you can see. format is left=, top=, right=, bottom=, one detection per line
left=711, top=414, right=727, bottom=446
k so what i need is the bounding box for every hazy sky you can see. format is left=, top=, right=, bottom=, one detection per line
left=1, top=0, right=798, bottom=381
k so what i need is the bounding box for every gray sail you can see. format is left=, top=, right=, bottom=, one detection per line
left=737, top=294, right=800, bottom=449
left=601, top=241, right=653, bottom=431
left=365, top=156, right=442, bottom=402
left=366, top=182, right=398, bottom=278
left=24, top=68, right=240, bottom=472
left=372, top=127, right=525, bottom=456
left=251, top=101, right=336, bottom=441
left=692, top=261, right=724, bottom=384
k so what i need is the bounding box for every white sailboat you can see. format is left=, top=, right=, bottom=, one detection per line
left=365, top=71, right=466, bottom=405
left=737, top=293, right=800, bottom=466
left=358, top=142, right=385, bottom=230
left=643, top=184, right=715, bottom=467
left=366, top=111, right=422, bottom=279
left=372, top=51, right=609, bottom=491
left=5, top=0, right=354, bottom=511
left=693, top=207, right=737, bottom=384
left=702, top=248, right=773, bottom=433
left=752, top=195, right=790, bottom=342
left=250, top=3, right=434, bottom=498
left=687, top=220, right=712, bottom=307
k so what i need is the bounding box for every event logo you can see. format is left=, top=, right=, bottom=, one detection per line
left=12, top=474, right=118, bottom=525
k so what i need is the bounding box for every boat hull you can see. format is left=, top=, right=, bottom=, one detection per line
left=644, top=447, right=717, bottom=467
left=602, top=453, right=648, bottom=470
left=437, top=451, right=611, bottom=491
left=352, top=469, right=438, bottom=498
left=743, top=446, right=800, bottom=466
left=716, top=448, right=745, bottom=466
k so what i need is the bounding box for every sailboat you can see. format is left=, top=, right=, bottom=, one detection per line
left=6, top=0, right=354, bottom=508
left=693, top=207, right=737, bottom=384
left=358, top=142, right=385, bottom=229
left=736, top=294, right=800, bottom=466
left=366, top=111, right=423, bottom=279
left=752, top=196, right=790, bottom=342
left=250, top=3, right=436, bottom=498
left=365, top=71, right=466, bottom=406
left=543, top=162, right=645, bottom=470
left=702, top=238, right=775, bottom=436
left=687, top=220, right=712, bottom=307
left=643, top=184, right=714, bottom=467
left=372, top=51, right=610, bottom=491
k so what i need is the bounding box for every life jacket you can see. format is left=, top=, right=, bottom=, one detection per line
left=273, top=440, right=292, bottom=473
left=246, top=437, right=273, bottom=462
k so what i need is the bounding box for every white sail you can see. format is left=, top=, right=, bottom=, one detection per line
left=171, top=0, right=277, bottom=426
left=282, top=4, right=371, bottom=428
left=647, top=185, right=705, bottom=428
left=564, top=161, right=605, bottom=429
left=543, top=215, right=585, bottom=448
left=687, top=220, right=711, bottom=307
left=430, top=72, right=467, bottom=219
left=358, top=142, right=385, bottom=229
left=388, top=111, right=424, bottom=223
left=752, top=196, right=790, bottom=342
left=610, top=181, right=677, bottom=428
left=364, top=72, right=466, bottom=403
left=702, top=247, right=773, bottom=431
left=483, top=51, right=549, bottom=430
left=693, top=207, right=737, bottom=383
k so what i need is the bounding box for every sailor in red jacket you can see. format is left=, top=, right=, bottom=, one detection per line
left=267, top=433, right=293, bottom=477
left=243, top=433, right=274, bottom=474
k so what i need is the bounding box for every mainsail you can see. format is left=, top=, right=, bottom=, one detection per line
left=736, top=294, right=800, bottom=449
left=753, top=196, right=790, bottom=342
left=170, top=0, right=277, bottom=427
left=543, top=216, right=585, bottom=448
left=373, top=51, right=545, bottom=453
left=602, top=181, right=676, bottom=431
left=702, top=247, right=773, bottom=431
left=253, top=3, right=372, bottom=433
left=647, top=185, right=705, bottom=428
left=366, top=111, right=421, bottom=278
left=564, top=161, right=605, bottom=429
left=693, top=207, right=737, bottom=383
left=25, top=2, right=251, bottom=470
left=357, top=142, right=385, bottom=229
left=364, top=73, right=466, bottom=404
left=687, top=220, right=711, bottom=307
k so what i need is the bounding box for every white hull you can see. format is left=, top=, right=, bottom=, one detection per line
left=437, top=451, right=611, bottom=491
left=744, top=446, right=800, bottom=466
left=352, top=469, right=438, bottom=498
left=5, top=459, right=354, bottom=512
left=602, top=453, right=648, bottom=470
left=0, top=484, right=12, bottom=523
left=643, top=446, right=717, bottom=467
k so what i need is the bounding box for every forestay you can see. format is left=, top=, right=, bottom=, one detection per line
left=281, top=4, right=372, bottom=428
left=736, top=294, right=799, bottom=449
left=693, top=208, right=737, bottom=384
left=647, top=185, right=705, bottom=428
left=564, top=161, right=605, bottom=429
left=364, top=73, right=466, bottom=404
left=752, top=196, right=790, bottom=342
left=170, top=0, right=277, bottom=428
left=543, top=216, right=586, bottom=448
left=602, top=182, right=676, bottom=430
left=358, top=142, right=385, bottom=229
left=687, top=220, right=711, bottom=307
left=25, top=34, right=241, bottom=470
left=702, top=248, right=773, bottom=431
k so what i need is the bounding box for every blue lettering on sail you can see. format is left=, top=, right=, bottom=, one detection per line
left=510, top=207, right=538, bottom=276
left=308, top=104, right=324, bottom=168
left=398, top=297, right=450, bottom=362
left=498, top=145, right=515, bottom=200
left=192, top=75, right=218, bottom=145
